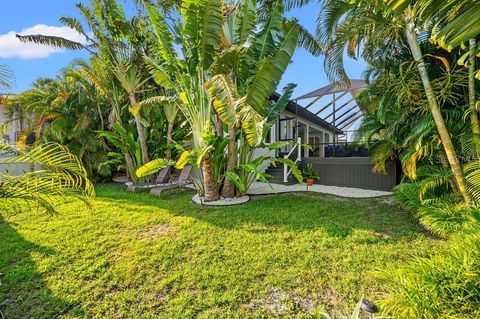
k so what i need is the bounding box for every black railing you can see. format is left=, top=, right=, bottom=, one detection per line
left=308, top=141, right=368, bottom=158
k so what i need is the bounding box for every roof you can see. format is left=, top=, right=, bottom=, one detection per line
left=294, top=80, right=368, bottom=100
left=270, top=92, right=343, bottom=134
left=292, top=80, right=368, bottom=132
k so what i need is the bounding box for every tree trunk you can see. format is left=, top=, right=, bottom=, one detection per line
left=166, top=121, right=174, bottom=160
left=469, top=39, right=480, bottom=136
left=124, top=152, right=137, bottom=183
left=221, top=125, right=237, bottom=198
left=216, top=114, right=223, bottom=137
left=202, top=153, right=220, bottom=202
left=129, top=93, right=149, bottom=165
left=405, top=23, right=472, bottom=204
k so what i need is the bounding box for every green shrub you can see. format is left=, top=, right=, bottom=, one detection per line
left=416, top=202, right=480, bottom=237
left=375, top=226, right=480, bottom=319
left=393, top=182, right=478, bottom=237
left=393, top=182, right=422, bottom=212
left=303, top=163, right=319, bottom=180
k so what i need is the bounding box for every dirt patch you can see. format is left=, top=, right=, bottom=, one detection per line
left=246, top=287, right=319, bottom=315
left=139, top=224, right=177, bottom=240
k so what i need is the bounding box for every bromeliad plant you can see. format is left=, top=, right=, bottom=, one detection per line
left=138, top=0, right=303, bottom=201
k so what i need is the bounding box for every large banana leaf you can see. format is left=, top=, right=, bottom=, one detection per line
left=144, top=2, right=179, bottom=70
left=181, top=0, right=223, bottom=69
left=245, top=21, right=299, bottom=114
left=136, top=158, right=174, bottom=178
left=264, top=83, right=296, bottom=125
left=234, top=0, right=257, bottom=46
left=205, top=74, right=239, bottom=126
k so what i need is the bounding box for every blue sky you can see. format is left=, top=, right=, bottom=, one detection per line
left=1, top=0, right=366, bottom=98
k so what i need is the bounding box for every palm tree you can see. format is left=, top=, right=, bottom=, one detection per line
left=112, top=61, right=151, bottom=165
left=403, top=18, right=471, bottom=204
left=0, top=143, right=94, bottom=213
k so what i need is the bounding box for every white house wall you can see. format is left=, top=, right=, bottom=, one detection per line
left=0, top=105, right=19, bottom=145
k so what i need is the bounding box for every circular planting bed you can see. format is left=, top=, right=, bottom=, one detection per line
left=192, top=194, right=250, bottom=206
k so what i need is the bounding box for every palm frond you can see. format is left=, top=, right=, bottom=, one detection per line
left=0, top=143, right=94, bottom=213
left=16, top=34, right=86, bottom=50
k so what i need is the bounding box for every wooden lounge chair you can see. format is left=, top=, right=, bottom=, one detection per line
left=150, top=165, right=192, bottom=196
left=127, top=166, right=172, bottom=192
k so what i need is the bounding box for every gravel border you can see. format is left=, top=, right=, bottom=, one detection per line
left=192, top=194, right=250, bottom=206
left=247, top=182, right=393, bottom=198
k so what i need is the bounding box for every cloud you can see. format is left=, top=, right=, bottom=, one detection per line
left=0, top=24, right=88, bottom=59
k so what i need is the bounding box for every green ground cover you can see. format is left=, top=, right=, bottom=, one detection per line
left=0, top=184, right=441, bottom=318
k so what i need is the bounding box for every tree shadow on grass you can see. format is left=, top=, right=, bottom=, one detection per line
left=97, top=184, right=433, bottom=243
left=0, top=215, right=84, bottom=319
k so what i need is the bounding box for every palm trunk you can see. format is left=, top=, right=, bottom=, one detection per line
left=439, top=151, right=459, bottom=193
left=124, top=152, right=137, bottom=183
left=469, top=39, right=480, bottom=136
left=221, top=125, right=237, bottom=198
left=216, top=114, right=223, bottom=137
left=129, top=93, right=149, bottom=165
left=166, top=121, right=174, bottom=160
left=406, top=22, right=472, bottom=204
left=202, top=153, right=220, bottom=202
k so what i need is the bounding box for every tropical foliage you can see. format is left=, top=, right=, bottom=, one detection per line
left=12, top=0, right=188, bottom=181
left=136, top=0, right=304, bottom=201
left=14, top=0, right=309, bottom=200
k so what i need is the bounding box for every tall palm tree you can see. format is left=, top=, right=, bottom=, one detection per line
left=0, top=143, right=94, bottom=213
left=112, top=61, right=151, bottom=165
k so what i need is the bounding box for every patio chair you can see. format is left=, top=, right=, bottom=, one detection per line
left=150, top=165, right=192, bottom=196
left=127, top=166, right=172, bottom=192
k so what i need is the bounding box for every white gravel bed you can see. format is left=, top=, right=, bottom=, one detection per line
left=247, top=182, right=392, bottom=198
left=192, top=194, right=250, bottom=206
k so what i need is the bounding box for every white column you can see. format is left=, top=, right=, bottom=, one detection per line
left=304, top=125, right=309, bottom=158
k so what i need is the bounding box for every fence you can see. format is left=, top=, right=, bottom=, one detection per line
left=302, top=157, right=397, bottom=191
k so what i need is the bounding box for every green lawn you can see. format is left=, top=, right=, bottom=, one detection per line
left=0, top=184, right=441, bottom=318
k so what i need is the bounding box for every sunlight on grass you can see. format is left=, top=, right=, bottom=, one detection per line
left=0, top=185, right=442, bottom=318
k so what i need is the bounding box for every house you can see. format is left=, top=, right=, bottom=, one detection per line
left=265, top=80, right=397, bottom=191
left=0, top=94, right=24, bottom=146
left=269, top=92, right=342, bottom=159
left=267, top=80, right=368, bottom=159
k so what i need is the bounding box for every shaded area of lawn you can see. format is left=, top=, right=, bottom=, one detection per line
left=0, top=184, right=441, bottom=318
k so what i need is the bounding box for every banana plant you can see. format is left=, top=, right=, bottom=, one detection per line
left=98, top=123, right=142, bottom=183
left=141, top=0, right=229, bottom=201
left=203, top=0, right=300, bottom=198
